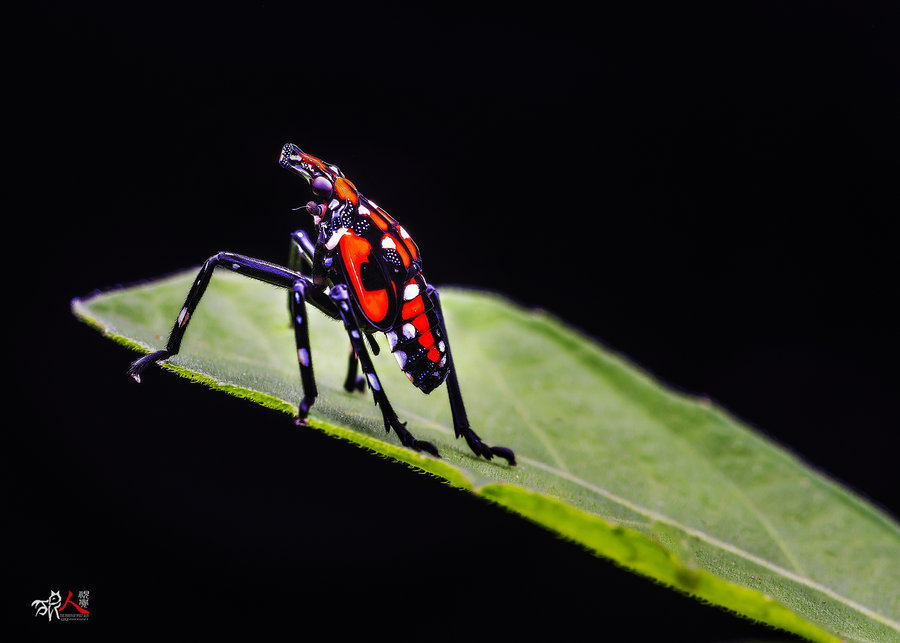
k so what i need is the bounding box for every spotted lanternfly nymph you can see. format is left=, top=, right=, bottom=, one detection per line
left=127, top=143, right=516, bottom=465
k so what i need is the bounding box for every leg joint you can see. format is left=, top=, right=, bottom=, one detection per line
left=293, top=279, right=308, bottom=298
left=329, top=283, right=350, bottom=302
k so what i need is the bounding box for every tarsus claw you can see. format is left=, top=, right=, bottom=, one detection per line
left=126, top=349, right=170, bottom=383
left=414, top=440, right=440, bottom=458
left=490, top=446, right=516, bottom=466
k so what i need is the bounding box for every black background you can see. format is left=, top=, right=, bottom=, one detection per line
left=9, top=1, right=899, bottom=637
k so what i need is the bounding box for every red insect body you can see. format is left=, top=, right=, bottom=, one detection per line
left=339, top=230, right=392, bottom=325
left=288, top=150, right=449, bottom=392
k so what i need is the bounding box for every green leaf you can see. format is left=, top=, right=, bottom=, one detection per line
left=73, top=269, right=900, bottom=643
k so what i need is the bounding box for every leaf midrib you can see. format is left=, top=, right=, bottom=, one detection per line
left=466, top=299, right=809, bottom=575
left=517, top=455, right=900, bottom=634
left=631, top=403, right=809, bottom=576
left=471, top=335, right=571, bottom=472
left=438, top=299, right=898, bottom=633
left=389, top=385, right=897, bottom=635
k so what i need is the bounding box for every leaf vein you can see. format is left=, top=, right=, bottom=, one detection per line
left=521, top=455, right=900, bottom=634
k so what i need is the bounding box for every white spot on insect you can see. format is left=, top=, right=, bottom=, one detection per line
left=438, top=341, right=445, bottom=352
left=295, top=314, right=303, bottom=325
left=367, top=373, right=381, bottom=391
left=368, top=199, right=379, bottom=209
left=328, top=198, right=340, bottom=211
left=398, top=226, right=411, bottom=239
left=393, top=350, right=407, bottom=369
left=325, top=226, right=348, bottom=250
left=385, top=331, right=398, bottom=349
left=402, top=323, right=416, bottom=339
left=294, top=292, right=302, bottom=304
left=232, top=263, right=241, bottom=270
left=381, top=235, right=396, bottom=249
left=439, top=356, right=447, bottom=368
left=359, top=204, right=370, bottom=216
left=350, top=330, right=360, bottom=339
left=177, top=307, right=190, bottom=328
left=403, top=282, right=419, bottom=301
left=298, top=348, right=310, bottom=367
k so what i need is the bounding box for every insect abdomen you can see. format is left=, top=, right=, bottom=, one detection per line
left=384, top=275, right=449, bottom=393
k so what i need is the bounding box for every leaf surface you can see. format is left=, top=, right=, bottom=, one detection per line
left=73, top=269, right=900, bottom=642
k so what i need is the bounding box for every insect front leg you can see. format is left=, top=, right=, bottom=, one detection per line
left=289, top=228, right=330, bottom=287
left=427, top=287, right=516, bottom=466
left=290, top=279, right=318, bottom=425
left=287, top=229, right=317, bottom=325
left=329, top=284, right=439, bottom=458
left=288, top=229, right=316, bottom=275
left=289, top=228, right=369, bottom=394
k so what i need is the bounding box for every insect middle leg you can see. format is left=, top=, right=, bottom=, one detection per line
left=329, top=283, right=439, bottom=457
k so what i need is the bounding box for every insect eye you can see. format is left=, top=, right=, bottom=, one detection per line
left=311, top=176, right=333, bottom=199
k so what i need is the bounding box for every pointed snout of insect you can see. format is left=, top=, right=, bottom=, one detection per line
left=279, top=142, right=311, bottom=182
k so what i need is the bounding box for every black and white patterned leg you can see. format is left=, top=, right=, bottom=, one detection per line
left=286, top=229, right=339, bottom=322
left=288, top=229, right=316, bottom=273
left=329, top=284, right=439, bottom=458
left=291, top=279, right=318, bottom=425
left=427, top=286, right=516, bottom=465
left=128, top=252, right=307, bottom=381
left=342, top=346, right=366, bottom=393
left=127, top=251, right=337, bottom=388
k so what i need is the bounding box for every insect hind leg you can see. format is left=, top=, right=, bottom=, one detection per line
left=329, top=284, right=439, bottom=458
left=427, top=286, right=516, bottom=465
